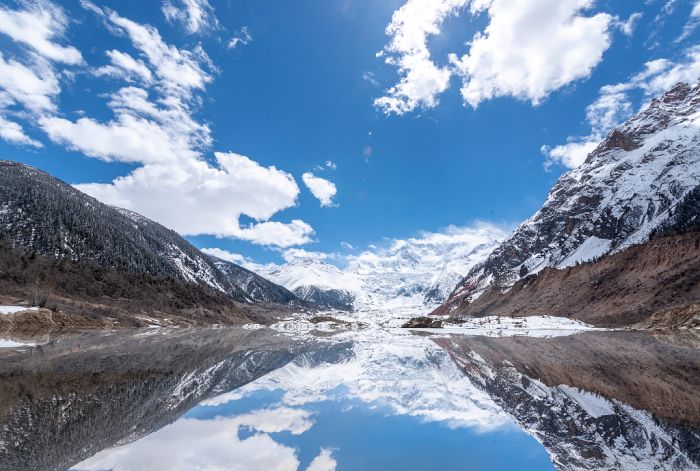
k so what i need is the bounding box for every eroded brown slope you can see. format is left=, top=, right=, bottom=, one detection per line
left=452, top=232, right=700, bottom=327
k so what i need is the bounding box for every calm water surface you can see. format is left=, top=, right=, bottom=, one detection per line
left=0, top=327, right=697, bottom=471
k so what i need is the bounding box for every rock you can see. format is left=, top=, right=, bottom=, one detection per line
left=401, top=317, right=443, bottom=328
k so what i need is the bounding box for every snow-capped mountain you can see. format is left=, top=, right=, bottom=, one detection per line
left=440, top=80, right=700, bottom=312
left=256, top=224, right=506, bottom=312
left=0, top=161, right=296, bottom=306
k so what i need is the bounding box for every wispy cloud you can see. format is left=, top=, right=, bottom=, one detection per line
left=162, top=0, right=220, bottom=35
left=228, top=26, right=253, bottom=49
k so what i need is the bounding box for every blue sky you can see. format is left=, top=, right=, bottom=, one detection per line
left=0, top=0, right=698, bottom=264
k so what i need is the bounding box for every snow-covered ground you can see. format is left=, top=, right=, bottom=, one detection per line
left=0, top=305, right=38, bottom=315
left=0, top=338, right=37, bottom=348
left=272, top=305, right=601, bottom=339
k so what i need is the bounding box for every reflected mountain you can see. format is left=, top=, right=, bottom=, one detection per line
left=0, top=328, right=350, bottom=471
left=435, top=331, right=700, bottom=470
left=1, top=328, right=699, bottom=471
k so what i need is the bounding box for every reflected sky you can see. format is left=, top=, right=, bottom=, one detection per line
left=72, top=383, right=552, bottom=471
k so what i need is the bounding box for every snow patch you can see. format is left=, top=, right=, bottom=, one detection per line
left=0, top=305, right=39, bottom=315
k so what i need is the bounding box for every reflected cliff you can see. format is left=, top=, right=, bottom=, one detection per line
left=435, top=331, right=700, bottom=470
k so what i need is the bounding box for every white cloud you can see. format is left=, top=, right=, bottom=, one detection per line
left=305, top=449, right=337, bottom=471
left=374, top=0, right=468, bottom=115
left=94, top=50, right=153, bottom=84
left=362, top=71, right=379, bottom=87
left=40, top=85, right=209, bottom=164
left=302, top=172, right=337, bottom=207
left=314, top=160, right=337, bottom=172
left=282, top=248, right=330, bottom=263
left=75, top=407, right=314, bottom=471
left=694, top=1, right=700, bottom=17
left=0, top=0, right=82, bottom=64
left=0, top=52, right=59, bottom=113
left=73, top=153, right=313, bottom=246
left=541, top=140, right=598, bottom=170
left=543, top=45, right=700, bottom=169
left=229, top=27, right=253, bottom=49
left=376, top=0, right=621, bottom=114
left=0, top=115, right=42, bottom=147
left=162, top=0, right=220, bottom=35
left=451, top=0, right=614, bottom=108
left=201, top=247, right=249, bottom=264
left=106, top=10, right=214, bottom=94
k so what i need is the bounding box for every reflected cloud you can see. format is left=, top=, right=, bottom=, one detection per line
left=74, top=406, right=316, bottom=471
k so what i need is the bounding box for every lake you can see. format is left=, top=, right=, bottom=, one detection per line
left=0, top=326, right=698, bottom=470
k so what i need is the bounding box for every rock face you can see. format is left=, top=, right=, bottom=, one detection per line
left=0, top=161, right=301, bottom=308
left=439, top=81, right=700, bottom=315
left=435, top=331, right=700, bottom=470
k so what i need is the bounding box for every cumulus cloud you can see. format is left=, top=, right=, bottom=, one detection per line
left=74, top=153, right=313, bottom=246
left=302, top=172, right=337, bottom=207
left=162, top=0, right=220, bottom=35
left=374, top=0, right=468, bottom=115
left=451, top=0, right=614, bottom=108
left=306, top=449, right=337, bottom=471
left=75, top=407, right=315, bottom=471
left=543, top=45, right=700, bottom=169
left=376, top=0, right=622, bottom=114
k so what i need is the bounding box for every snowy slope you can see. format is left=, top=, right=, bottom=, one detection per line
left=441, top=80, right=700, bottom=310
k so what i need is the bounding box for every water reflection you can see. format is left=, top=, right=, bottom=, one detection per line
left=0, top=327, right=697, bottom=471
